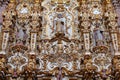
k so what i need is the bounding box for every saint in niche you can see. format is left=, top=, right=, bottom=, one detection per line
left=94, top=27, right=103, bottom=40
left=16, top=28, right=28, bottom=45
left=16, top=28, right=24, bottom=40
left=22, top=29, right=28, bottom=45
left=56, top=20, right=65, bottom=33
left=93, top=26, right=104, bottom=46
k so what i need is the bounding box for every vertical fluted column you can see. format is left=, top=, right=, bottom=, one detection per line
left=0, top=0, right=16, bottom=77
left=46, top=23, right=50, bottom=39
left=1, top=1, right=16, bottom=53
left=29, top=1, right=41, bottom=55
left=80, top=0, right=91, bottom=55
left=83, top=29, right=91, bottom=55
left=111, top=30, right=118, bottom=54
left=42, top=5, right=50, bottom=39
left=71, top=21, right=75, bottom=39
left=105, top=0, right=119, bottom=55
left=1, top=29, right=10, bottom=52
left=30, top=32, right=37, bottom=54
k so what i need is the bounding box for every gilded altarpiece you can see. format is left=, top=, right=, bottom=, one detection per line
left=0, top=0, right=120, bottom=80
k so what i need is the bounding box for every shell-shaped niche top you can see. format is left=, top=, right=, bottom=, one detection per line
left=16, top=2, right=31, bottom=14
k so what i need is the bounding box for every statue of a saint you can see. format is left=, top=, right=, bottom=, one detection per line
left=56, top=21, right=64, bottom=33
left=93, top=26, right=104, bottom=45
left=16, top=28, right=24, bottom=40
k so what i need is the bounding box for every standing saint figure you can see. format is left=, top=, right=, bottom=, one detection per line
left=56, top=20, right=64, bottom=33
left=93, top=26, right=104, bottom=46
left=16, top=28, right=24, bottom=40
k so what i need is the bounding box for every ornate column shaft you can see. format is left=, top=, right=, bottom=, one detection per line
left=71, top=21, right=75, bottom=39
left=1, top=0, right=16, bottom=52
left=45, top=23, right=50, bottom=39
left=29, top=24, right=38, bottom=54
left=80, top=0, right=91, bottom=55
left=83, top=29, right=91, bottom=55
left=2, top=30, right=9, bottom=51
left=111, top=30, right=119, bottom=55
left=30, top=2, right=41, bottom=55
left=105, top=1, right=119, bottom=55
left=30, top=32, right=37, bottom=52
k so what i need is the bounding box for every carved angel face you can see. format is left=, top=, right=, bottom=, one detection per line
left=17, top=3, right=30, bottom=15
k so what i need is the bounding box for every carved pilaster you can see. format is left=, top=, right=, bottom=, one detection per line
left=30, top=3, right=41, bottom=54
left=105, top=0, right=119, bottom=55
left=110, top=30, right=119, bottom=55
left=1, top=0, right=16, bottom=53
left=83, top=29, right=91, bottom=55
left=80, top=0, right=91, bottom=55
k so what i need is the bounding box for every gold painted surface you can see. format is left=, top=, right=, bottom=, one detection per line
left=51, top=0, right=70, bottom=4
